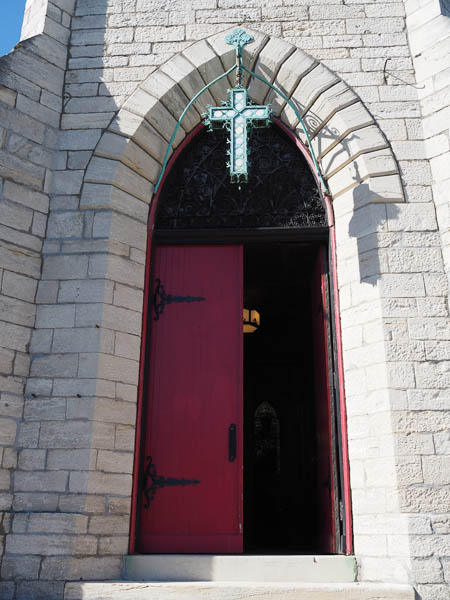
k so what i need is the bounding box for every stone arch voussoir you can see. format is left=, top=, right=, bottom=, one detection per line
left=81, top=27, right=405, bottom=215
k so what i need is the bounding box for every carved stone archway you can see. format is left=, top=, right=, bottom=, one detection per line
left=81, top=28, right=404, bottom=209
left=75, top=28, right=412, bottom=583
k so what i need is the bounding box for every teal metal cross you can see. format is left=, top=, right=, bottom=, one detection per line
left=205, top=87, right=271, bottom=183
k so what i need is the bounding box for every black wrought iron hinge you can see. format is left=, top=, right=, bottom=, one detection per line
left=153, top=278, right=206, bottom=320
left=142, top=456, right=201, bottom=509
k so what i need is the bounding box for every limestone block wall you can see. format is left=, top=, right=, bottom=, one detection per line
left=403, top=3, right=450, bottom=596
left=405, top=0, right=450, bottom=289
left=0, top=2, right=76, bottom=599
left=0, top=1, right=449, bottom=599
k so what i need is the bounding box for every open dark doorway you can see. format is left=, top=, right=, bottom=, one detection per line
left=134, top=121, right=351, bottom=555
left=243, top=243, right=338, bottom=553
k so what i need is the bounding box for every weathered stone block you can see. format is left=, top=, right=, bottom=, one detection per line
left=3, top=180, right=49, bottom=213
left=89, top=514, right=130, bottom=535
left=0, top=469, right=11, bottom=490
left=0, top=346, right=15, bottom=375
left=42, top=255, right=88, bottom=281
left=108, top=496, right=131, bottom=514
left=0, top=198, right=33, bottom=232
left=13, top=492, right=59, bottom=512
left=2, top=271, right=38, bottom=303
left=114, top=425, right=135, bottom=451
left=47, top=449, right=96, bottom=471
left=0, top=295, right=35, bottom=327
left=28, top=513, right=88, bottom=534
left=115, top=332, right=141, bottom=361
left=113, top=284, right=143, bottom=312
left=62, top=112, right=115, bottom=129
left=53, top=327, right=114, bottom=354
left=409, top=317, right=450, bottom=341
left=89, top=254, right=145, bottom=289
left=14, top=471, right=68, bottom=493
left=394, top=432, right=435, bottom=456
left=47, top=212, right=84, bottom=239
left=58, top=279, right=113, bottom=304
left=2, top=447, right=18, bottom=469
left=1, top=555, right=41, bottom=580
left=96, top=450, right=133, bottom=474
left=29, top=329, right=53, bottom=354
left=85, top=156, right=152, bottom=203
left=422, top=456, right=450, bottom=485
left=50, top=170, right=84, bottom=195
left=31, top=353, right=78, bottom=378
left=36, top=281, right=59, bottom=304
left=18, top=449, right=46, bottom=471
left=69, top=470, right=132, bottom=495
left=0, top=321, right=31, bottom=353
left=16, top=94, right=60, bottom=127
left=78, top=352, right=138, bottom=385
left=58, top=129, right=102, bottom=150
left=0, top=418, right=17, bottom=446
left=40, top=556, right=121, bottom=581
left=0, top=582, right=14, bottom=600
left=98, top=535, right=129, bottom=555
left=93, top=211, right=147, bottom=250
left=39, top=420, right=108, bottom=450
left=59, top=494, right=105, bottom=514
left=24, top=397, right=66, bottom=421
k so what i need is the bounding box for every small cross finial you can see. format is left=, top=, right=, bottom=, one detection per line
left=225, top=28, right=254, bottom=55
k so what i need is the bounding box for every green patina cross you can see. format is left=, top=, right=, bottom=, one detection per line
left=203, top=28, right=272, bottom=183
left=205, top=87, right=271, bottom=183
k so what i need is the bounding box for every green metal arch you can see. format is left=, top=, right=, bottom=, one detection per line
left=154, top=62, right=329, bottom=195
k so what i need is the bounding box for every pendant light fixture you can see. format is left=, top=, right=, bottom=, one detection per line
left=243, top=308, right=260, bottom=333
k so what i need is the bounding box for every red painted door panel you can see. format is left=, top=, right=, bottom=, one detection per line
left=311, top=245, right=336, bottom=554
left=140, top=245, right=243, bottom=553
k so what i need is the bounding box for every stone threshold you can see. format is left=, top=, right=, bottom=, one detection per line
left=123, top=554, right=357, bottom=583
left=64, top=581, right=416, bottom=600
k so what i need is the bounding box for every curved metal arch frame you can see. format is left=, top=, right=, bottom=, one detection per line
left=153, top=63, right=329, bottom=196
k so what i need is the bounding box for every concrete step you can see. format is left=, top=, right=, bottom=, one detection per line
left=123, top=554, right=357, bottom=583
left=65, top=582, right=416, bottom=600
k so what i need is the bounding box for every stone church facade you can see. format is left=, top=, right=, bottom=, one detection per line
left=0, top=0, right=449, bottom=598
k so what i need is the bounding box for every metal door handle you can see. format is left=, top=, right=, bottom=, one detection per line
left=228, top=423, right=236, bottom=462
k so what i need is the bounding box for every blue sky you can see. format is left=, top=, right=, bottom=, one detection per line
left=0, top=0, right=28, bottom=56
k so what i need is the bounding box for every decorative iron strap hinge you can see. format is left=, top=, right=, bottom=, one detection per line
left=153, top=278, right=206, bottom=320
left=142, top=456, right=201, bottom=509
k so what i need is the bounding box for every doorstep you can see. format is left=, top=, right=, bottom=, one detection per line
left=64, top=581, right=416, bottom=600
left=123, top=554, right=357, bottom=583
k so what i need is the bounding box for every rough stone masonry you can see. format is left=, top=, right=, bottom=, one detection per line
left=0, top=0, right=449, bottom=599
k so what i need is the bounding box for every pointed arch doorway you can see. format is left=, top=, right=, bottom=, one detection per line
left=135, top=122, right=348, bottom=555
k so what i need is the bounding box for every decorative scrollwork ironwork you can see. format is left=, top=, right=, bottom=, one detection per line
left=142, top=456, right=201, bottom=509
left=155, top=126, right=327, bottom=231
left=153, top=278, right=206, bottom=321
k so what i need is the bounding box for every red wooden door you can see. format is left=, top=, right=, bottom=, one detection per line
left=140, top=245, right=243, bottom=553
left=311, top=245, right=337, bottom=553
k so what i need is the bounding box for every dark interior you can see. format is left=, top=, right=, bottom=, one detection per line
left=243, top=243, right=325, bottom=553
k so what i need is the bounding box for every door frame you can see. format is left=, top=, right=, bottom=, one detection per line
left=129, top=120, right=353, bottom=555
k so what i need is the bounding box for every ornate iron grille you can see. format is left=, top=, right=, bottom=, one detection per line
left=155, top=126, right=327, bottom=230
